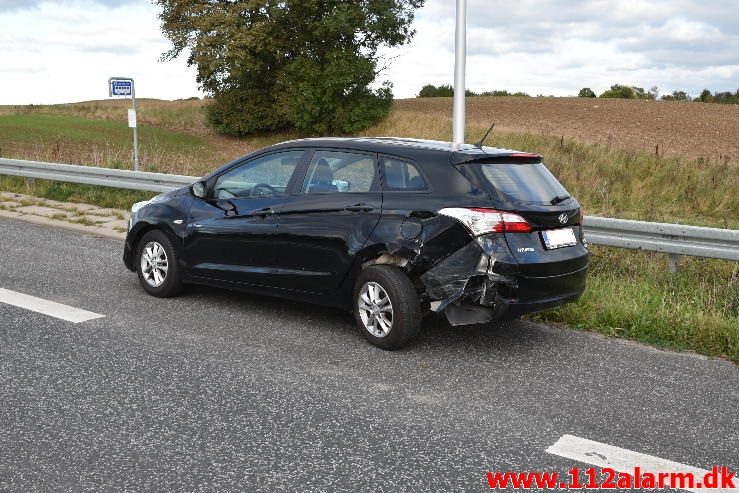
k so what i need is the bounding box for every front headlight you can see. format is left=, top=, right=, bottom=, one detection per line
left=131, top=193, right=166, bottom=214
left=131, top=200, right=153, bottom=214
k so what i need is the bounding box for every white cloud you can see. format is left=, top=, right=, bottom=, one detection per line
left=0, top=0, right=737, bottom=104
left=0, top=0, right=201, bottom=104
left=381, top=0, right=739, bottom=97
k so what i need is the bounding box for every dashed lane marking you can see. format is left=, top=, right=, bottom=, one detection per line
left=547, top=434, right=738, bottom=493
left=0, top=288, right=105, bottom=323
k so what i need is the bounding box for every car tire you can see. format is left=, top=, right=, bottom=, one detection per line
left=135, top=229, right=183, bottom=298
left=353, top=265, right=421, bottom=350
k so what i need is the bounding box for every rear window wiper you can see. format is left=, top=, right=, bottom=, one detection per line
left=550, top=195, right=571, bottom=205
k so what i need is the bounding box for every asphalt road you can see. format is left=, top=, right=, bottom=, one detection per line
left=0, top=217, right=737, bottom=492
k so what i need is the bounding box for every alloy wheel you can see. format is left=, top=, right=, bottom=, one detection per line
left=358, top=282, right=394, bottom=338
left=140, top=241, right=169, bottom=288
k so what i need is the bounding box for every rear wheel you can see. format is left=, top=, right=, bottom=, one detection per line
left=136, top=229, right=183, bottom=298
left=353, top=265, right=421, bottom=350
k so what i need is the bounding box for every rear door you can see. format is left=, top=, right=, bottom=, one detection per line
left=272, top=149, right=383, bottom=293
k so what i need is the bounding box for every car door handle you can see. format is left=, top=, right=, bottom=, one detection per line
left=252, top=207, right=276, bottom=217
left=345, top=203, right=374, bottom=213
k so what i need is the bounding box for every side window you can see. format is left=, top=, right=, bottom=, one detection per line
left=381, top=157, right=428, bottom=191
left=213, top=151, right=304, bottom=199
left=302, top=151, right=378, bottom=194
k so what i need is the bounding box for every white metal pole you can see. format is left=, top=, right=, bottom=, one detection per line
left=131, top=79, right=139, bottom=172
left=452, top=0, right=467, bottom=147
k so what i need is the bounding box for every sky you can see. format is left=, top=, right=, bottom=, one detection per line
left=0, top=0, right=737, bottom=104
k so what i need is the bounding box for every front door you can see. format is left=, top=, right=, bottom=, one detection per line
left=273, top=150, right=383, bottom=293
left=184, top=150, right=306, bottom=286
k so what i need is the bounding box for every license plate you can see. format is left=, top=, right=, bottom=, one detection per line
left=541, top=228, right=577, bottom=250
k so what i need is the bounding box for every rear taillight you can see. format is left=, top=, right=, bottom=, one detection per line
left=438, top=208, right=532, bottom=236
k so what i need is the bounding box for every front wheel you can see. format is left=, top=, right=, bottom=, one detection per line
left=136, top=229, right=183, bottom=298
left=353, top=265, right=421, bottom=350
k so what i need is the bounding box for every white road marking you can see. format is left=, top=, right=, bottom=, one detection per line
left=0, top=288, right=104, bottom=323
left=547, top=434, right=738, bottom=493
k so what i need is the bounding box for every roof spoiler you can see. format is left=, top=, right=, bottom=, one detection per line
left=450, top=152, right=543, bottom=166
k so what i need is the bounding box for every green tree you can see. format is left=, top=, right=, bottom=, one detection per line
left=156, top=0, right=424, bottom=136
left=600, top=84, right=637, bottom=99
left=712, top=90, right=739, bottom=104
left=418, top=84, right=454, bottom=97
left=578, top=87, right=596, bottom=98
left=418, top=84, right=437, bottom=97
left=661, top=90, right=691, bottom=101
left=418, top=85, right=530, bottom=98
left=631, top=86, right=648, bottom=99
left=696, top=89, right=713, bottom=102
left=478, top=89, right=530, bottom=97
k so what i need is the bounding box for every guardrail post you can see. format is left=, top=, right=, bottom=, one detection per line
left=24, top=177, right=34, bottom=187
left=668, top=253, right=681, bottom=274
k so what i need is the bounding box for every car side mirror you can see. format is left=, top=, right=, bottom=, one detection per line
left=191, top=181, right=207, bottom=199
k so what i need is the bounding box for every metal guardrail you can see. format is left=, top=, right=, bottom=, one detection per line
left=584, top=216, right=739, bottom=271
left=584, top=217, right=739, bottom=262
left=0, top=158, right=194, bottom=193
left=1, top=158, right=738, bottom=269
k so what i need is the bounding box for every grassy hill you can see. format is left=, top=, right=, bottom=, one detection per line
left=1, top=97, right=737, bottom=362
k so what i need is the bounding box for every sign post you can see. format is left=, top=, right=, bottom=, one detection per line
left=452, top=0, right=467, bottom=147
left=108, top=77, right=139, bottom=171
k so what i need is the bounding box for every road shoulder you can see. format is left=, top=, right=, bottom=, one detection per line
left=0, top=191, right=127, bottom=240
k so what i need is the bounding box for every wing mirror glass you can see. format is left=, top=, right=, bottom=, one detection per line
left=191, top=181, right=207, bottom=198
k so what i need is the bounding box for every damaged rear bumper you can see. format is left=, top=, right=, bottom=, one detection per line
left=419, top=235, right=588, bottom=326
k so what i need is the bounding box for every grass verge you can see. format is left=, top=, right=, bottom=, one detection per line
left=532, top=247, right=739, bottom=363
left=0, top=176, right=154, bottom=210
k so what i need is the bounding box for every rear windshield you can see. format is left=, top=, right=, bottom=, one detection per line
left=462, top=162, right=571, bottom=206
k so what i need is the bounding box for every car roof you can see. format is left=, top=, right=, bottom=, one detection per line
left=270, top=137, right=540, bottom=164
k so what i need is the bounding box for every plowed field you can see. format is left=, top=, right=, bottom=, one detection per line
left=395, top=97, right=739, bottom=161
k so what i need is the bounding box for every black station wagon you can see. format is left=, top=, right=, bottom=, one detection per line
left=124, top=138, right=589, bottom=349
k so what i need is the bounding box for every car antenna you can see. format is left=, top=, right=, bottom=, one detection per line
left=474, top=123, right=495, bottom=149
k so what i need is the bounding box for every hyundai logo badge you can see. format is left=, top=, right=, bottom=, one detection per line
left=558, top=213, right=568, bottom=224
